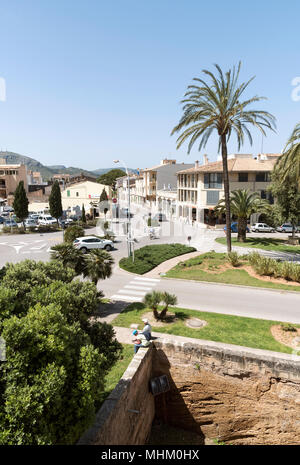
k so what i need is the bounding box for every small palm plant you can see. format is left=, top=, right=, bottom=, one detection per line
left=143, top=291, right=163, bottom=320
left=50, top=243, right=85, bottom=275
left=143, top=291, right=177, bottom=320
left=159, top=292, right=178, bottom=320
left=83, top=249, right=114, bottom=285
left=215, top=189, right=270, bottom=242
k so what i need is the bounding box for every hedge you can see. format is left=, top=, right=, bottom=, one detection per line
left=119, top=243, right=196, bottom=274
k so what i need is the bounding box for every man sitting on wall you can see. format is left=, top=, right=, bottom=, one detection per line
left=132, top=330, right=151, bottom=354
left=139, top=318, right=152, bottom=341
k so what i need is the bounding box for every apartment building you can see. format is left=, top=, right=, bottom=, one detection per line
left=0, top=163, right=28, bottom=201
left=176, top=153, right=280, bottom=227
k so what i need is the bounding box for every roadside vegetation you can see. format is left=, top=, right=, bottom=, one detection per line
left=215, top=237, right=300, bottom=254
left=113, top=302, right=297, bottom=354
left=165, top=251, right=300, bottom=291
left=119, top=243, right=196, bottom=274
left=100, top=344, right=133, bottom=405
left=0, top=251, right=120, bottom=445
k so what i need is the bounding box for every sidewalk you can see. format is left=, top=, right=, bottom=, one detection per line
left=144, top=250, right=201, bottom=278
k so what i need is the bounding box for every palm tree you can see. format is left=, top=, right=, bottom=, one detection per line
left=50, top=243, right=85, bottom=275
left=83, top=249, right=114, bottom=285
left=276, top=122, right=300, bottom=186
left=171, top=62, right=276, bottom=252
left=159, top=292, right=178, bottom=320
left=215, top=189, right=270, bottom=242
left=143, top=291, right=162, bottom=320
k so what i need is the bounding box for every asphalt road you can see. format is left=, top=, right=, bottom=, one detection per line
left=0, top=228, right=299, bottom=324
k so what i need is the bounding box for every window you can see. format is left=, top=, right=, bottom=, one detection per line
left=256, top=172, right=270, bottom=182
left=204, top=173, right=222, bottom=189
left=238, top=173, right=248, bottom=182
left=76, top=192, right=79, bottom=197
left=260, top=190, right=267, bottom=199
left=207, top=191, right=219, bottom=205
left=67, top=190, right=70, bottom=197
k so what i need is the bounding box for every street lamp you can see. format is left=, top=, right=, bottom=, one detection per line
left=113, top=159, right=132, bottom=259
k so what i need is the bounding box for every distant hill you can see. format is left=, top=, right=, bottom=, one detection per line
left=0, top=152, right=97, bottom=181
left=92, top=168, right=139, bottom=175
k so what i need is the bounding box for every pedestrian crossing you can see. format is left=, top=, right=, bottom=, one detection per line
left=110, top=276, right=160, bottom=302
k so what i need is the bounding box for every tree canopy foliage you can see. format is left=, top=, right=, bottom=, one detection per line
left=0, top=259, right=122, bottom=444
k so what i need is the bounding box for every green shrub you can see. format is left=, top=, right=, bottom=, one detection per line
left=227, top=252, right=240, bottom=267
left=119, top=244, right=196, bottom=274
left=37, top=224, right=58, bottom=233
left=280, top=323, right=297, bottom=332
left=0, top=303, right=106, bottom=444
left=64, top=225, right=85, bottom=243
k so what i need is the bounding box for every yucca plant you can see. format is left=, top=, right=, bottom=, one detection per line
left=171, top=62, right=276, bottom=252
left=215, top=189, right=271, bottom=242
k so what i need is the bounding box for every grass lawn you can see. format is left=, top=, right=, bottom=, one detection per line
left=216, top=236, right=300, bottom=254
left=165, top=252, right=300, bottom=292
left=113, top=302, right=298, bottom=354
left=119, top=243, right=196, bottom=274
left=100, top=343, right=133, bottom=404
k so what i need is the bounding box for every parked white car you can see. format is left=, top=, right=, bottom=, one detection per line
left=73, top=236, right=114, bottom=252
left=251, top=223, right=275, bottom=233
left=38, top=215, right=57, bottom=225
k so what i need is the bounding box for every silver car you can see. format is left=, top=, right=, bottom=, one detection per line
left=276, top=223, right=300, bottom=233
left=251, top=223, right=275, bottom=233
left=73, top=236, right=114, bottom=253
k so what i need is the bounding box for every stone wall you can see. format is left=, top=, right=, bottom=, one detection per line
left=77, top=346, right=155, bottom=445
left=152, top=339, right=300, bottom=445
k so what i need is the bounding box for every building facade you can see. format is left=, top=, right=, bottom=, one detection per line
left=176, top=153, right=280, bottom=227
left=0, top=163, right=28, bottom=202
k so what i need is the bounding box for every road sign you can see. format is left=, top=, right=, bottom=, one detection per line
left=112, top=198, right=117, bottom=203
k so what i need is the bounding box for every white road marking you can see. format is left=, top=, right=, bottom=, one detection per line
left=110, top=294, right=142, bottom=302
left=116, top=289, right=146, bottom=296
left=133, top=277, right=160, bottom=282
left=124, top=285, right=152, bottom=291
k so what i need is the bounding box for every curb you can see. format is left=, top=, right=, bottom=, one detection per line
left=161, top=275, right=300, bottom=294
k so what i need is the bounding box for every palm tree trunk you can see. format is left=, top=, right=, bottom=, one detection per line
left=221, top=134, right=232, bottom=252
left=238, top=217, right=247, bottom=242
left=159, top=306, right=168, bottom=320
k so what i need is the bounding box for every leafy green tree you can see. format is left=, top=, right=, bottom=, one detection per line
left=49, top=180, right=63, bottom=224
left=97, top=169, right=126, bottom=188
left=83, top=249, right=114, bottom=285
left=50, top=243, right=85, bottom=275
left=0, top=260, right=75, bottom=317
left=269, top=167, right=300, bottom=238
left=171, top=62, right=276, bottom=252
left=215, top=189, right=270, bottom=242
left=64, top=224, right=85, bottom=243
left=81, top=204, right=86, bottom=223
left=0, top=303, right=105, bottom=444
left=28, top=280, right=102, bottom=331
left=99, top=188, right=109, bottom=218
left=12, top=181, right=29, bottom=227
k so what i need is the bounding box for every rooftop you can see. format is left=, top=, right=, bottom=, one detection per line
left=177, top=154, right=279, bottom=174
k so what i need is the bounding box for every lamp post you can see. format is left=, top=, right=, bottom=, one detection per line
left=113, top=159, right=132, bottom=259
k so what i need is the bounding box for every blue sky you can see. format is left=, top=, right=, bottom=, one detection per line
left=0, top=0, right=300, bottom=170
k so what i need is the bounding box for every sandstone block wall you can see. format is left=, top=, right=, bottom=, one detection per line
left=152, top=339, right=300, bottom=445
left=78, top=346, right=155, bottom=445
